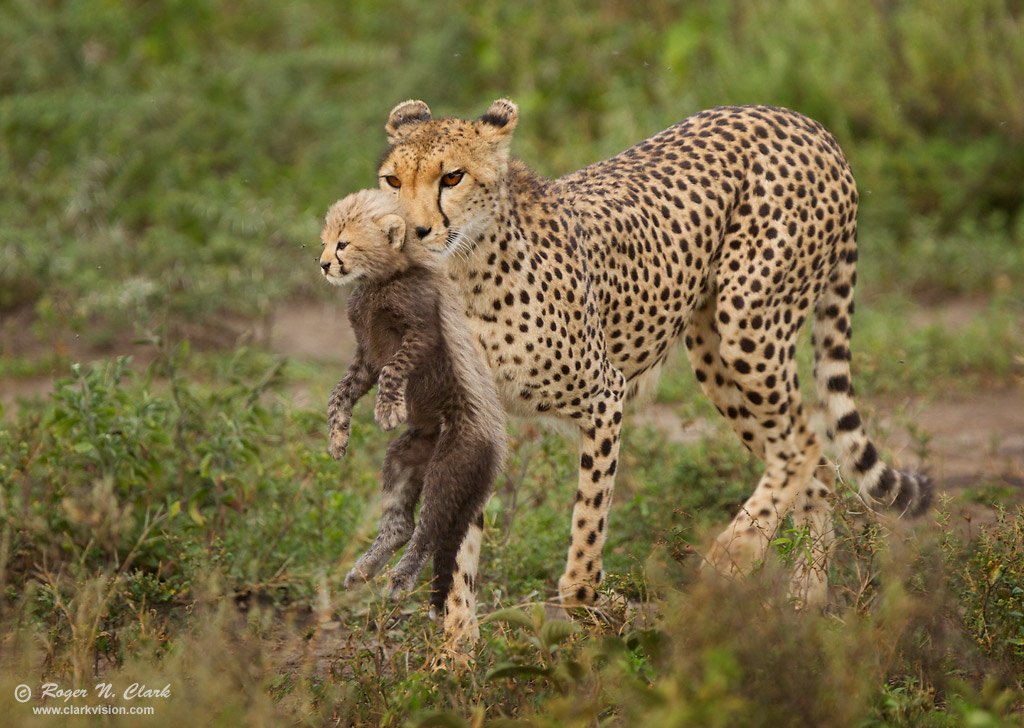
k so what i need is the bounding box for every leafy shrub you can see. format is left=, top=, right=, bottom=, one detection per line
left=0, top=347, right=388, bottom=664
left=947, top=506, right=1024, bottom=672
left=1, top=0, right=1022, bottom=343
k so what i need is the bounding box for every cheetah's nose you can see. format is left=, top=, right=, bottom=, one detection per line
left=415, top=226, right=431, bottom=239
left=320, top=261, right=331, bottom=272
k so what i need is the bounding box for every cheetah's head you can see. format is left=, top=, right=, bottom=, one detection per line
left=376, top=98, right=518, bottom=258
left=319, top=189, right=409, bottom=287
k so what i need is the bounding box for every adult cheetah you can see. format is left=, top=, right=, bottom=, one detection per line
left=376, top=98, right=932, bottom=608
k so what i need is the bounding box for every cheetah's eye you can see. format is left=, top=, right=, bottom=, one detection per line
left=337, top=241, right=349, bottom=250
left=440, top=171, right=464, bottom=187
left=383, top=175, right=401, bottom=189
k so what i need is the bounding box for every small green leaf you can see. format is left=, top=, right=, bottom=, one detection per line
left=540, top=619, right=580, bottom=649
left=199, top=452, right=213, bottom=478
left=187, top=491, right=206, bottom=526
left=72, top=441, right=96, bottom=454
left=988, top=565, right=1003, bottom=586
left=530, top=603, right=545, bottom=631
left=486, top=607, right=535, bottom=631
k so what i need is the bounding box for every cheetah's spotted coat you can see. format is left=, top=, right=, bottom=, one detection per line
left=377, top=99, right=932, bottom=610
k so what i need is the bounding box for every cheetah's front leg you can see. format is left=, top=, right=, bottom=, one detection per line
left=374, top=365, right=408, bottom=432
left=442, top=514, right=485, bottom=645
left=557, top=370, right=626, bottom=607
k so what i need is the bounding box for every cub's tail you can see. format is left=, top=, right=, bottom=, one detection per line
left=812, top=238, right=933, bottom=517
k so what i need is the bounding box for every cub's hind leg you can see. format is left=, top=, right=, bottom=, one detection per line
left=389, top=431, right=499, bottom=611
left=686, top=287, right=833, bottom=605
left=344, top=427, right=437, bottom=589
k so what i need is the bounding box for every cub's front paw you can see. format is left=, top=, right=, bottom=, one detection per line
left=328, top=422, right=350, bottom=460
left=375, top=391, right=407, bottom=432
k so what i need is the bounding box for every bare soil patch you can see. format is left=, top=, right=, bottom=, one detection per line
left=266, top=299, right=355, bottom=364
left=5, top=297, right=1022, bottom=523
left=870, top=389, right=1024, bottom=527
left=631, top=390, right=1024, bottom=532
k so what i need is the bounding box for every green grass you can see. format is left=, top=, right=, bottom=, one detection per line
left=849, top=293, right=1024, bottom=395
left=2, top=349, right=1024, bottom=726
left=3, top=0, right=1024, bottom=725
left=2, top=0, right=1023, bottom=343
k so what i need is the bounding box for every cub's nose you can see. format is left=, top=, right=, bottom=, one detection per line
left=415, top=226, right=431, bottom=239
left=320, top=261, right=331, bottom=272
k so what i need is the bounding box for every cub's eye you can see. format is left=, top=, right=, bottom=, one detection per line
left=384, top=175, right=401, bottom=189
left=337, top=241, right=349, bottom=250
left=441, top=171, right=464, bottom=187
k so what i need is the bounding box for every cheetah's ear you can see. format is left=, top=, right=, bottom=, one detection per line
left=378, top=213, right=407, bottom=251
left=385, top=100, right=432, bottom=144
left=475, top=98, right=518, bottom=143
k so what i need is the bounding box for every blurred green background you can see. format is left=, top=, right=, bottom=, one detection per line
left=2, top=4, right=1024, bottom=723
left=2, top=0, right=1023, bottom=351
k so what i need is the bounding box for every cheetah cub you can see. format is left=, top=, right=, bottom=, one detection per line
left=319, top=189, right=506, bottom=628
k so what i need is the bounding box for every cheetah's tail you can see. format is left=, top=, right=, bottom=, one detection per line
left=811, top=242, right=934, bottom=518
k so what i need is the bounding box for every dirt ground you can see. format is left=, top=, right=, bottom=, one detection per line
left=4, top=299, right=1022, bottom=520
left=270, top=301, right=1024, bottom=521
left=632, top=393, right=1024, bottom=527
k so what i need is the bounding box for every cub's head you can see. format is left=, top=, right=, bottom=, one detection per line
left=319, top=190, right=408, bottom=287
left=376, top=98, right=518, bottom=258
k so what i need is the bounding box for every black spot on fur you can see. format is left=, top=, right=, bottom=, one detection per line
left=836, top=411, right=861, bottom=432
left=855, top=442, right=877, bottom=472
left=827, top=375, right=849, bottom=392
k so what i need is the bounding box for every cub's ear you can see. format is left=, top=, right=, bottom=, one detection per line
left=475, top=98, right=519, bottom=143
left=385, top=100, right=432, bottom=143
left=379, top=214, right=407, bottom=250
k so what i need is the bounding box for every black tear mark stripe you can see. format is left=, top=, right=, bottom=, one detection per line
left=437, top=185, right=451, bottom=228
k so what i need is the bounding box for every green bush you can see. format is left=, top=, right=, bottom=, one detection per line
left=0, top=348, right=386, bottom=630
left=947, top=506, right=1024, bottom=672
left=1, top=0, right=1022, bottom=338
left=2, top=350, right=1024, bottom=724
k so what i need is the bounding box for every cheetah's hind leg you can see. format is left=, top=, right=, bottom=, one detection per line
left=684, top=286, right=833, bottom=602
left=787, top=458, right=836, bottom=610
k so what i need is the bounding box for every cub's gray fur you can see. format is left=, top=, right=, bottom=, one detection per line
left=319, top=190, right=506, bottom=613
